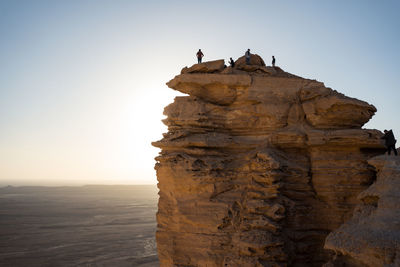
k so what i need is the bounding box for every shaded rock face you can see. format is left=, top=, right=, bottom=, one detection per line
left=324, top=155, right=400, bottom=267
left=153, top=58, right=385, bottom=266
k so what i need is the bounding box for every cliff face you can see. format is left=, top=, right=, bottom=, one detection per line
left=324, top=155, right=400, bottom=267
left=153, top=56, right=385, bottom=266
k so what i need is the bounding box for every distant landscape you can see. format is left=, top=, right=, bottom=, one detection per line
left=0, top=185, right=159, bottom=267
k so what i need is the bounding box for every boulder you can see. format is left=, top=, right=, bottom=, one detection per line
left=181, top=59, right=225, bottom=74
left=235, top=53, right=266, bottom=67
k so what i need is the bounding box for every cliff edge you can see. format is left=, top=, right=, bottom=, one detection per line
left=153, top=56, right=386, bottom=266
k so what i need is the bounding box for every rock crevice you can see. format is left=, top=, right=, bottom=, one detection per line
left=324, top=155, right=400, bottom=267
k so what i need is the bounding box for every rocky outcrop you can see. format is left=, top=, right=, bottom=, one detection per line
left=324, top=155, right=400, bottom=266
left=181, top=60, right=225, bottom=74
left=153, top=56, right=386, bottom=266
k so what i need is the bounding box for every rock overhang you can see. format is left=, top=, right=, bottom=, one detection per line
left=166, top=58, right=377, bottom=130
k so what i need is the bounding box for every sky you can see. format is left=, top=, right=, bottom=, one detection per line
left=0, top=0, right=399, bottom=186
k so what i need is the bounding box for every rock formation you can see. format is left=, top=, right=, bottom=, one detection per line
left=324, top=155, right=400, bottom=266
left=153, top=55, right=386, bottom=266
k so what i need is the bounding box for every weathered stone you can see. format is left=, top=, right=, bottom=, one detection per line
left=166, top=73, right=251, bottom=105
left=235, top=54, right=266, bottom=67
left=302, top=92, right=377, bottom=129
left=324, top=155, right=400, bottom=267
left=153, top=55, right=387, bottom=266
left=181, top=59, right=225, bottom=74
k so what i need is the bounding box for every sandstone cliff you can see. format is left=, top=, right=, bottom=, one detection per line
left=153, top=55, right=386, bottom=266
left=324, top=155, right=400, bottom=267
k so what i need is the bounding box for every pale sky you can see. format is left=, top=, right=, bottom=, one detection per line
left=0, top=0, right=399, bottom=186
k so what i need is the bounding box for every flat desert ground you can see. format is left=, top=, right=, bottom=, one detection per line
left=0, top=185, right=158, bottom=266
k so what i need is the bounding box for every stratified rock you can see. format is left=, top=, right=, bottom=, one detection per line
left=166, top=73, right=251, bottom=105
left=302, top=92, right=376, bottom=129
left=324, top=155, right=400, bottom=267
left=153, top=56, right=386, bottom=266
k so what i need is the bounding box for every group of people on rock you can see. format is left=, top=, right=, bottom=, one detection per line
left=196, top=48, right=276, bottom=67
left=196, top=49, right=398, bottom=156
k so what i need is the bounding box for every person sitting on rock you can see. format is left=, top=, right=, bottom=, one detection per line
left=229, top=57, right=235, bottom=68
left=196, top=49, right=204, bottom=64
left=272, top=56, right=276, bottom=67
left=381, top=129, right=398, bottom=156
left=245, top=49, right=251, bottom=65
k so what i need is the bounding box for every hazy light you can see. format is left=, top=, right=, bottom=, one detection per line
left=0, top=0, right=399, bottom=185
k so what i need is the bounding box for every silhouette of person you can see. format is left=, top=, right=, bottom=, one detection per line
left=196, top=49, right=204, bottom=64
left=272, top=56, right=276, bottom=67
left=229, top=57, right=235, bottom=68
left=381, top=129, right=397, bottom=156
left=245, top=49, right=251, bottom=65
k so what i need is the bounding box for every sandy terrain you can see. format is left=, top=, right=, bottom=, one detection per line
left=0, top=185, right=159, bottom=266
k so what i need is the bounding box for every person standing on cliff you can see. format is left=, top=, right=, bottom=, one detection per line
left=245, top=49, right=251, bottom=65
left=272, top=56, right=276, bottom=67
left=196, top=49, right=204, bottom=64
left=381, top=129, right=398, bottom=156
left=229, top=57, right=235, bottom=67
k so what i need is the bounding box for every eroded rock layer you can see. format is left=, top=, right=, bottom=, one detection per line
left=153, top=56, right=386, bottom=266
left=324, top=155, right=400, bottom=267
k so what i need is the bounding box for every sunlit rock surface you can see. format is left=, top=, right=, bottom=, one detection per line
left=153, top=56, right=386, bottom=266
left=325, top=155, right=400, bottom=267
